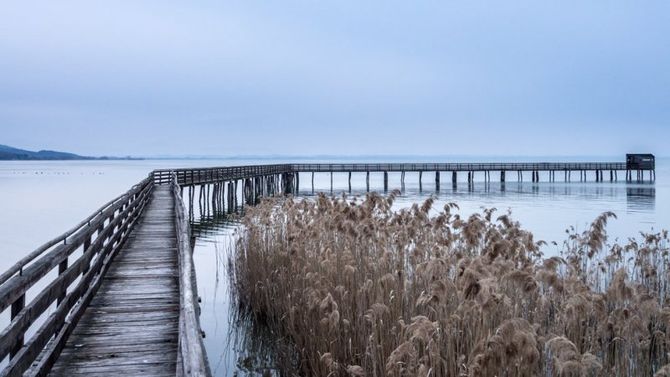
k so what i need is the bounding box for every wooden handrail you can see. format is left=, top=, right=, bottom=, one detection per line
left=0, top=178, right=150, bottom=287
left=0, top=176, right=154, bottom=377
left=171, top=173, right=211, bottom=377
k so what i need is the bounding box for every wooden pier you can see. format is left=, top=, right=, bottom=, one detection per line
left=0, top=175, right=208, bottom=377
left=0, top=155, right=656, bottom=376
left=154, top=158, right=656, bottom=206
left=48, top=185, right=181, bottom=376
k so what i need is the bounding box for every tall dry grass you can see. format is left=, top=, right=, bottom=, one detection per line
left=230, top=191, right=670, bottom=376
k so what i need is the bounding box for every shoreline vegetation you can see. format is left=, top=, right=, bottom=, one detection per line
left=232, top=191, right=670, bottom=376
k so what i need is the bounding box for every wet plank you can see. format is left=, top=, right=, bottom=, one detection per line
left=48, top=186, right=179, bottom=377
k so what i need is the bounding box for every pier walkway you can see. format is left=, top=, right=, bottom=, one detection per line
left=0, top=175, right=208, bottom=377
left=48, top=186, right=179, bottom=377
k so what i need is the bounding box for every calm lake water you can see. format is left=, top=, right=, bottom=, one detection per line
left=0, top=157, right=666, bottom=375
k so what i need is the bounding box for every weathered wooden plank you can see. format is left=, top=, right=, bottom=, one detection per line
left=3, top=187, right=152, bottom=377
left=46, top=186, right=182, bottom=377
left=0, top=186, right=151, bottom=362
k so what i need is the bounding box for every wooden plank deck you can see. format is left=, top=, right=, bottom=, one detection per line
left=48, top=186, right=179, bottom=377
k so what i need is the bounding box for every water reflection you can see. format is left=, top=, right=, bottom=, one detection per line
left=191, top=213, right=240, bottom=240
left=191, top=210, right=285, bottom=377
left=627, top=186, right=656, bottom=211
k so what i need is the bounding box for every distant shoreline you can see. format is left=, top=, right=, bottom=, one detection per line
left=0, top=144, right=142, bottom=161
left=0, top=157, right=144, bottom=161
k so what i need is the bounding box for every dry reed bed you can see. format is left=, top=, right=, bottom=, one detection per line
left=231, top=192, right=670, bottom=376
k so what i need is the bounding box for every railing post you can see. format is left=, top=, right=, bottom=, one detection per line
left=10, top=294, right=25, bottom=358
left=83, top=233, right=92, bottom=274
left=57, top=257, right=68, bottom=306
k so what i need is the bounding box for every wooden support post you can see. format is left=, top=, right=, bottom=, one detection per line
left=452, top=171, right=457, bottom=185
left=243, top=180, right=248, bottom=206
left=254, top=178, right=257, bottom=202
left=206, top=184, right=211, bottom=214
left=419, top=171, right=423, bottom=191
left=296, top=172, right=300, bottom=194
left=366, top=172, right=370, bottom=192
left=234, top=180, right=238, bottom=212
left=501, top=171, right=505, bottom=182
left=212, top=183, right=217, bottom=211
left=435, top=171, right=440, bottom=191
left=220, top=184, right=225, bottom=214
left=348, top=172, right=352, bottom=192
left=330, top=172, right=333, bottom=192
left=311, top=172, right=315, bottom=193
left=383, top=171, right=388, bottom=191
left=228, top=182, right=234, bottom=213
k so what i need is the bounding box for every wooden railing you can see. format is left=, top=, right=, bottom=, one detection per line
left=171, top=173, right=211, bottom=377
left=0, top=177, right=154, bottom=377
left=153, top=164, right=292, bottom=186
left=290, top=162, right=629, bottom=172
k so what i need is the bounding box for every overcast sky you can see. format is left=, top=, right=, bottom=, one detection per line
left=1, top=1, right=668, bottom=157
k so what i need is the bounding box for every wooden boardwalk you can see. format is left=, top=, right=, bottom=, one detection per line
left=48, top=186, right=180, bottom=377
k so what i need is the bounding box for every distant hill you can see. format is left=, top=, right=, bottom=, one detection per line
left=0, top=144, right=137, bottom=160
